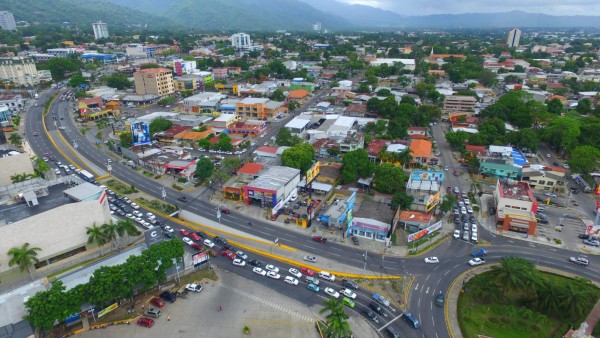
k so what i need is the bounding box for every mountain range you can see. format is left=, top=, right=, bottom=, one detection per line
left=5, top=0, right=600, bottom=32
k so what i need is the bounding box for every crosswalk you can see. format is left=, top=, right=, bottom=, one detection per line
left=220, top=284, right=315, bottom=323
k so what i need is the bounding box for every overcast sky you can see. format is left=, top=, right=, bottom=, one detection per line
left=340, top=0, right=600, bottom=16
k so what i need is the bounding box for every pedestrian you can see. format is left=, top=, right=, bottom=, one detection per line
left=141, top=304, right=145, bottom=311
left=167, top=316, right=170, bottom=321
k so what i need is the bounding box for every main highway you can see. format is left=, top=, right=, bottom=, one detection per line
left=24, top=90, right=600, bottom=338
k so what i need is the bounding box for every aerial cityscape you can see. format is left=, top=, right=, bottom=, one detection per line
left=2, top=1, right=600, bottom=338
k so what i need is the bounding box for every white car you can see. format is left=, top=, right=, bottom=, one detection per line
left=288, top=268, right=302, bottom=278
left=303, top=256, right=317, bottom=263
left=146, top=213, right=156, bottom=220
left=185, top=283, right=202, bottom=292
left=164, top=226, right=174, bottom=233
left=340, top=288, right=356, bottom=299
left=125, top=213, right=134, bottom=219
left=130, top=202, right=140, bottom=209
left=182, top=237, right=193, bottom=246
left=122, top=197, right=132, bottom=204
left=544, top=192, right=557, bottom=197
left=290, top=194, right=298, bottom=201
left=467, top=206, right=473, bottom=214
left=267, top=271, right=281, bottom=279
left=463, top=199, right=470, bottom=206
left=135, top=217, right=144, bottom=224
left=203, top=239, right=215, bottom=248
left=132, top=210, right=142, bottom=217
left=233, top=258, right=246, bottom=267
left=284, top=276, right=299, bottom=285
left=453, top=230, right=461, bottom=239
left=471, top=233, right=478, bottom=242
left=469, top=258, right=485, bottom=266
left=324, top=287, right=340, bottom=299
left=424, top=257, right=439, bottom=264
left=236, top=251, right=248, bottom=260
left=471, top=225, right=478, bottom=234
left=265, top=264, right=279, bottom=273
left=253, top=267, right=266, bottom=276
left=54, top=169, right=61, bottom=175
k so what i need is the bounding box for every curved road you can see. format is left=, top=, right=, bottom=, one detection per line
left=24, top=91, right=600, bottom=338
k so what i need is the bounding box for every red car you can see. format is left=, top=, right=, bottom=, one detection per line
left=312, top=236, right=327, bottom=243
left=137, top=317, right=155, bottom=328
left=189, top=233, right=201, bottom=241
left=221, top=250, right=237, bottom=260
left=301, top=267, right=315, bottom=276
left=179, top=229, right=190, bottom=236
left=150, top=297, right=165, bottom=308
left=220, top=208, right=231, bottom=214
left=191, top=243, right=201, bottom=251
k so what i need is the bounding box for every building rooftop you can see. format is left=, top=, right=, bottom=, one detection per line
left=238, top=163, right=265, bottom=175
left=409, top=139, right=432, bottom=158
left=353, top=200, right=394, bottom=225
left=240, top=97, right=269, bottom=105
left=285, top=118, right=311, bottom=130
left=399, top=210, right=432, bottom=223
left=497, top=180, right=534, bottom=202
left=135, top=67, right=171, bottom=74
left=246, top=166, right=300, bottom=192
left=63, top=182, right=104, bottom=201
left=288, top=89, right=310, bottom=99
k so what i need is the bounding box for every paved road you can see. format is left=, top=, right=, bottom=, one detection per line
left=26, top=93, right=600, bottom=338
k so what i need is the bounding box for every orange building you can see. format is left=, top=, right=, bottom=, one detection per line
left=409, top=139, right=432, bottom=165
left=287, top=89, right=310, bottom=104
left=235, top=97, right=286, bottom=119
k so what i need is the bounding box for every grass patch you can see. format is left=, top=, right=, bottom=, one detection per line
left=47, top=256, right=105, bottom=279
left=408, top=232, right=445, bottom=255
left=458, top=271, right=599, bottom=338
left=142, top=171, right=154, bottom=178
left=172, top=184, right=183, bottom=191
left=105, top=179, right=138, bottom=194
left=135, top=197, right=177, bottom=214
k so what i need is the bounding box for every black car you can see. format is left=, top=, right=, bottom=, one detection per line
left=385, top=326, right=402, bottom=338
left=579, top=234, right=590, bottom=239
left=362, top=308, right=378, bottom=323
left=214, top=237, right=227, bottom=246
left=342, top=279, right=359, bottom=290
left=223, top=243, right=235, bottom=251
left=351, top=236, right=359, bottom=246
left=369, top=302, right=385, bottom=316
left=570, top=187, right=580, bottom=194
left=195, top=231, right=207, bottom=238
left=159, top=291, right=177, bottom=303
left=177, top=196, right=188, bottom=202
left=435, top=292, right=444, bottom=307
left=163, top=232, right=174, bottom=239
left=248, top=259, right=263, bottom=267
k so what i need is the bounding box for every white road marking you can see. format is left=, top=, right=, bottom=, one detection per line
left=425, top=287, right=430, bottom=294
left=414, top=283, right=419, bottom=290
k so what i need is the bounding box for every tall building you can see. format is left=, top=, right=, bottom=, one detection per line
left=0, top=57, right=38, bottom=86
left=0, top=11, right=16, bottom=31
left=313, top=22, right=322, bottom=31
left=92, top=21, right=109, bottom=40
left=231, top=33, right=251, bottom=50
left=507, top=28, right=521, bottom=48
left=133, top=68, right=174, bottom=96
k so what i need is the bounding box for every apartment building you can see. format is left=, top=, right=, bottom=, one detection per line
left=507, top=28, right=521, bottom=48
left=235, top=97, right=286, bottom=119
left=0, top=11, right=17, bottom=31
left=0, top=57, right=38, bottom=86
left=92, top=21, right=109, bottom=40
left=133, top=68, right=174, bottom=97
left=442, top=95, right=477, bottom=115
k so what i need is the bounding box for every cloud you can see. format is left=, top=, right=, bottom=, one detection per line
left=339, top=0, right=600, bottom=16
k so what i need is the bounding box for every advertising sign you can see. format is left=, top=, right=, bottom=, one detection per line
left=97, top=303, right=118, bottom=318
left=306, top=162, right=321, bottom=184
left=407, top=220, right=443, bottom=243
left=426, top=191, right=442, bottom=212
left=192, top=252, right=209, bottom=267
left=346, top=191, right=357, bottom=210
left=131, top=122, right=151, bottom=146
left=144, top=228, right=164, bottom=246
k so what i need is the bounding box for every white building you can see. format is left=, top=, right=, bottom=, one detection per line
left=328, top=116, right=356, bottom=141
left=172, top=59, right=197, bottom=75
left=231, top=33, right=251, bottom=49
left=92, top=21, right=109, bottom=40
left=507, top=28, right=521, bottom=48
left=0, top=57, right=39, bottom=86
left=0, top=11, right=16, bottom=31
left=368, top=58, right=416, bottom=71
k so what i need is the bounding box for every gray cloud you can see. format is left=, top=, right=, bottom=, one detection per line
left=340, top=0, right=600, bottom=16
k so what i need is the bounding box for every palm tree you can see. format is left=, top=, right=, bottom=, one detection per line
left=488, top=256, right=535, bottom=295
left=86, top=223, right=107, bottom=255
left=319, top=297, right=352, bottom=338
left=468, top=274, right=501, bottom=303
left=396, top=149, right=413, bottom=168
left=7, top=242, right=42, bottom=280
left=559, top=283, right=594, bottom=320
left=101, top=222, right=118, bottom=251
left=8, top=133, right=22, bottom=148
left=534, top=278, right=563, bottom=316
left=113, top=219, right=141, bottom=248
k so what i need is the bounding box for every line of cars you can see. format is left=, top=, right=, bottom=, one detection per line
left=452, top=190, right=478, bottom=243
left=136, top=283, right=203, bottom=329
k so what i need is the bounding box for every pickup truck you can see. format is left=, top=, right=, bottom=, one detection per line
left=372, top=293, right=390, bottom=307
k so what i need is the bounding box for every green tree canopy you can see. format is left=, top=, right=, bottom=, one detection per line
left=8, top=242, right=42, bottom=279
left=576, top=98, right=593, bottom=115
left=281, top=143, right=315, bottom=174
left=102, top=73, right=133, bottom=90
left=568, top=146, right=600, bottom=176
left=372, top=163, right=408, bottom=194
left=275, top=127, right=302, bottom=146
left=341, top=149, right=373, bottom=184
left=149, top=117, right=173, bottom=136
left=24, top=281, right=82, bottom=331
left=546, top=98, right=564, bottom=115
left=195, top=157, right=214, bottom=181
left=270, top=88, right=286, bottom=102
left=119, top=132, right=133, bottom=148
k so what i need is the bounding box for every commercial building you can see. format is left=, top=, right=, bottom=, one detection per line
left=231, top=32, right=251, bottom=49
left=367, top=58, right=416, bottom=71
left=235, top=97, right=286, bottom=120
left=0, top=93, right=24, bottom=114
left=92, top=21, right=109, bottom=40
left=319, top=192, right=356, bottom=230
left=243, top=166, right=301, bottom=208
left=443, top=95, right=477, bottom=115
left=520, top=164, right=566, bottom=193
left=348, top=199, right=393, bottom=242
left=172, top=59, right=197, bottom=76
left=228, top=120, right=267, bottom=137
left=133, top=68, right=174, bottom=97
left=182, top=92, right=226, bottom=113
left=0, top=11, right=16, bottom=31
left=507, top=28, right=522, bottom=48
left=0, top=57, right=38, bottom=86
left=493, top=180, right=538, bottom=234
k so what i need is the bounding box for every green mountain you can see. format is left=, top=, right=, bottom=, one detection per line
left=106, top=0, right=352, bottom=31
left=3, top=0, right=179, bottom=30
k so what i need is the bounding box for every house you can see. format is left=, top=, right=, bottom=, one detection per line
left=397, top=210, right=433, bottom=232
left=339, top=132, right=364, bottom=153
left=315, top=163, right=341, bottom=185
left=479, top=160, right=522, bottom=179
left=465, top=144, right=488, bottom=157
left=493, top=180, right=537, bottom=235
left=520, top=165, right=566, bottom=192
left=287, top=89, right=310, bottom=104
left=344, top=104, right=367, bottom=117
left=227, top=120, right=267, bottom=137
left=236, top=98, right=287, bottom=120
left=407, top=127, right=426, bottom=138
left=366, top=139, right=389, bottom=162
left=154, top=124, right=192, bottom=143
left=237, top=162, right=265, bottom=183
left=313, top=139, right=340, bottom=157
left=409, top=139, right=432, bottom=165
left=174, top=128, right=215, bottom=145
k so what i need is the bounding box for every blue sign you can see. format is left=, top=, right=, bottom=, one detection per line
left=346, top=191, right=357, bottom=210
left=131, top=122, right=151, bottom=146
left=79, top=84, right=88, bottom=90
left=65, top=313, right=80, bottom=324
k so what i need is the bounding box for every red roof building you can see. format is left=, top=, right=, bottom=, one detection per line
left=237, top=163, right=265, bottom=182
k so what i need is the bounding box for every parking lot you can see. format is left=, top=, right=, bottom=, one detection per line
left=451, top=188, right=480, bottom=244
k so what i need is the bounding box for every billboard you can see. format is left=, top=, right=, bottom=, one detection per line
left=306, top=161, right=320, bottom=184
left=407, top=220, right=443, bottom=243
left=131, top=122, right=151, bottom=146
left=192, top=252, right=209, bottom=267
left=426, top=191, right=442, bottom=212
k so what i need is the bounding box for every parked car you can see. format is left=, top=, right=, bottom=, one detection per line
left=584, top=239, right=600, bottom=247
left=136, top=317, right=155, bottom=328
left=185, top=283, right=203, bottom=292
left=351, top=236, right=360, bottom=245
left=312, top=236, right=327, bottom=243
left=159, top=291, right=177, bottom=303
left=150, top=297, right=165, bottom=308
left=252, top=267, right=266, bottom=276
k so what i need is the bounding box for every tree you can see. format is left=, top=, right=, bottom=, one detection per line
left=541, top=117, right=581, bottom=153
left=216, top=133, right=233, bottom=152
left=24, top=281, right=82, bottom=331
left=439, top=194, right=458, bottom=213
left=576, top=98, right=593, bottom=115
left=140, top=63, right=160, bottom=69
left=119, top=132, right=133, bottom=148
left=86, top=223, right=107, bottom=255
left=533, top=278, right=563, bottom=316
left=195, top=157, right=214, bottom=181
left=391, top=191, right=413, bottom=209
left=270, top=88, right=285, bottom=102
left=9, top=133, right=22, bottom=147
left=198, top=137, right=211, bottom=150
left=157, top=96, right=176, bottom=107
left=222, top=157, right=242, bottom=172
left=149, top=117, right=173, bottom=136
left=488, top=256, right=536, bottom=295
left=400, top=95, right=416, bottom=106
left=8, top=242, right=42, bottom=280
left=445, top=131, right=469, bottom=150
left=469, top=274, right=501, bottom=303
left=281, top=143, right=314, bottom=174
left=341, top=149, right=373, bottom=184
left=288, top=101, right=300, bottom=111
left=67, top=73, right=87, bottom=88
left=504, top=129, right=540, bottom=151
left=319, top=298, right=352, bottom=338
left=558, top=281, right=596, bottom=320
left=39, top=55, right=82, bottom=80
left=568, top=146, right=600, bottom=176
left=373, top=163, right=407, bottom=194
left=478, top=69, right=497, bottom=86
left=356, top=82, right=370, bottom=93
left=101, top=222, right=118, bottom=250
left=114, top=219, right=141, bottom=247
left=275, top=127, right=301, bottom=147
left=33, top=156, right=50, bottom=179
left=103, top=73, right=133, bottom=90
left=547, top=98, right=564, bottom=115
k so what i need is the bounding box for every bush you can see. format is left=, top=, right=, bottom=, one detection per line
left=177, top=177, right=187, bottom=183
left=172, top=184, right=183, bottom=191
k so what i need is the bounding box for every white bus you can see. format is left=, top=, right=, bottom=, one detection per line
left=78, top=169, right=95, bottom=182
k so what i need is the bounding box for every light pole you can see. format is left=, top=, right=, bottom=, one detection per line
left=161, top=186, right=166, bottom=201
left=172, top=258, right=181, bottom=285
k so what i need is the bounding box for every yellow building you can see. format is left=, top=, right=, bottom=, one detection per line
left=173, top=77, right=198, bottom=92
left=133, top=68, right=174, bottom=96
left=235, top=97, right=286, bottom=120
